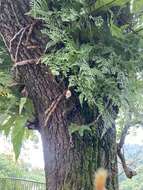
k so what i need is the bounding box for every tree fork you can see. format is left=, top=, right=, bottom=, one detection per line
left=0, top=1, right=118, bottom=190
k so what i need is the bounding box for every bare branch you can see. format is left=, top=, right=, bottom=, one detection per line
left=13, top=59, right=37, bottom=67
left=118, top=123, right=130, bottom=149
left=45, top=90, right=68, bottom=126
left=117, top=144, right=137, bottom=179
left=44, top=90, right=67, bottom=127
left=9, top=27, right=26, bottom=53
left=15, top=27, right=28, bottom=62
left=118, top=118, right=143, bottom=149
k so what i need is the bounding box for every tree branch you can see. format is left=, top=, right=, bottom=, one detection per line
left=117, top=145, right=137, bottom=179
left=119, top=118, right=143, bottom=149
left=118, top=123, right=130, bottom=149
left=116, top=115, right=143, bottom=178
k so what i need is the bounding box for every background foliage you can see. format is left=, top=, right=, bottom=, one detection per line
left=0, top=153, right=44, bottom=181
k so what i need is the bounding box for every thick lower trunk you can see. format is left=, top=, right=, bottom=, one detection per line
left=40, top=114, right=118, bottom=190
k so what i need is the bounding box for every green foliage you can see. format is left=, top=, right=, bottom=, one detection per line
left=132, top=0, right=143, bottom=13
left=29, top=0, right=143, bottom=133
left=12, top=116, right=27, bottom=160
left=69, top=123, right=91, bottom=136
left=0, top=153, right=45, bottom=182
left=0, top=39, right=34, bottom=159
left=19, top=97, right=27, bottom=115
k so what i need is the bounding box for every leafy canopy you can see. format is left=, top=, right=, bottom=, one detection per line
left=29, top=0, right=143, bottom=126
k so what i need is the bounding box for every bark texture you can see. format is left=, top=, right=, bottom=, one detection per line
left=0, top=1, right=118, bottom=190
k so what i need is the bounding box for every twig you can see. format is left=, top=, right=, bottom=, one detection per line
left=26, top=45, right=38, bottom=49
left=44, top=90, right=67, bottom=127
left=36, top=45, right=48, bottom=65
left=15, top=27, right=28, bottom=62
left=118, top=123, right=130, bottom=149
left=0, top=33, right=9, bottom=51
left=9, top=28, right=25, bottom=53
left=117, top=145, right=137, bottom=179
left=88, top=113, right=102, bottom=127
left=118, top=153, right=143, bottom=177
left=0, top=33, right=15, bottom=62
left=13, top=59, right=37, bottom=67
left=117, top=113, right=137, bottom=178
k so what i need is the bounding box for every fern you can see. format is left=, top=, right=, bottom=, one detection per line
left=27, top=0, right=143, bottom=134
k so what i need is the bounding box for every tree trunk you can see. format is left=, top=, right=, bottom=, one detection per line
left=0, top=1, right=118, bottom=189
left=41, top=121, right=118, bottom=190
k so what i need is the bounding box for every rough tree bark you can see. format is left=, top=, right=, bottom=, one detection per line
left=0, top=1, right=118, bottom=190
